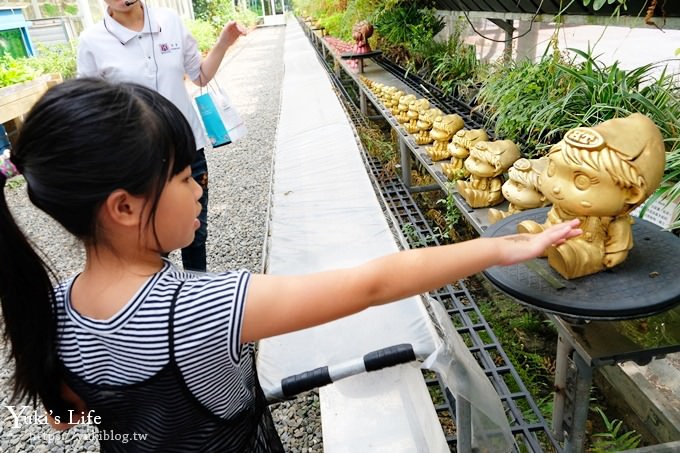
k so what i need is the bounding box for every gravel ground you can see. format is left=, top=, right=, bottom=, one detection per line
left=0, top=22, right=322, bottom=452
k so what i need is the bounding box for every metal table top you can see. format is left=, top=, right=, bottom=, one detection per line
left=482, top=207, right=680, bottom=320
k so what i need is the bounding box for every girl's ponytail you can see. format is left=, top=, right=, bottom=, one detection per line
left=0, top=168, right=71, bottom=417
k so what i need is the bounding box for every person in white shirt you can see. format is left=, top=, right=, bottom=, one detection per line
left=77, top=0, right=245, bottom=271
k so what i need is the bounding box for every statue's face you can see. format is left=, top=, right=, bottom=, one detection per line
left=450, top=145, right=469, bottom=159
left=502, top=179, right=544, bottom=208
left=541, top=151, right=627, bottom=216
left=464, top=148, right=496, bottom=177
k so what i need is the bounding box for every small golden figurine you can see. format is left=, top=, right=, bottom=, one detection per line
left=517, top=113, right=666, bottom=279
left=414, top=108, right=443, bottom=145
left=405, top=99, right=430, bottom=134
left=396, top=94, right=417, bottom=124
left=389, top=90, right=405, bottom=116
left=488, top=157, right=550, bottom=224
left=425, top=114, right=465, bottom=161
left=378, top=85, right=396, bottom=104
left=441, top=129, right=489, bottom=181
left=456, top=140, right=520, bottom=208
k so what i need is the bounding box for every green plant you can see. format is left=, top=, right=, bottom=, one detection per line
left=41, top=3, right=61, bottom=17
left=476, top=53, right=572, bottom=156
left=358, top=124, right=396, bottom=164
left=194, top=0, right=259, bottom=31
left=28, top=43, right=77, bottom=80
left=0, top=54, right=40, bottom=88
left=531, top=48, right=680, bottom=152
left=64, top=4, right=79, bottom=15
left=406, top=19, right=479, bottom=98
left=372, top=2, right=443, bottom=46
left=401, top=223, right=427, bottom=247
left=437, top=191, right=461, bottom=230
left=370, top=2, right=444, bottom=66
left=317, top=13, right=347, bottom=40
left=590, top=407, right=642, bottom=451
left=581, top=0, right=627, bottom=12
left=185, top=19, right=218, bottom=54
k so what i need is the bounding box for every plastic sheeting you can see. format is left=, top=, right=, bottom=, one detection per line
left=423, top=297, right=514, bottom=452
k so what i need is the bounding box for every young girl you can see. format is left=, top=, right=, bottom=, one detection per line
left=0, top=78, right=581, bottom=452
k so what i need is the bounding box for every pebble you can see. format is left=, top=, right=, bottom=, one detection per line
left=0, top=23, right=322, bottom=452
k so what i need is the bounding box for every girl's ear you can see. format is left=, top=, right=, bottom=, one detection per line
left=103, top=189, right=145, bottom=227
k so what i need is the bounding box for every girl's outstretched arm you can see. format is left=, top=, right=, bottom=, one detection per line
left=241, top=219, right=581, bottom=343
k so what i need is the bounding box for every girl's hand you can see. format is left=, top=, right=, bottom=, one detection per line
left=218, top=21, right=246, bottom=48
left=498, top=218, right=582, bottom=266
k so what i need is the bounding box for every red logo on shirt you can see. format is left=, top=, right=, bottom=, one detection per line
left=159, top=43, right=169, bottom=53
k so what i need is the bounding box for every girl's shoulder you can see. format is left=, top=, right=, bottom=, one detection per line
left=158, top=265, right=252, bottom=306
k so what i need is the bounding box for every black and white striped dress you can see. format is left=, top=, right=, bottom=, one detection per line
left=54, top=260, right=284, bottom=452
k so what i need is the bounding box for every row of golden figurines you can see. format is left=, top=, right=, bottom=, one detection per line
left=360, top=76, right=536, bottom=218
left=361, top=76, right=668, bottom=280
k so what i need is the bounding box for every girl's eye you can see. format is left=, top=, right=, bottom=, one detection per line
left=574, top=173, right=592, bottom=190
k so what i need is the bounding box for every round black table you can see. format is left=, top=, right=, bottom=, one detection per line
left=482, top=207, right=680, bottom=320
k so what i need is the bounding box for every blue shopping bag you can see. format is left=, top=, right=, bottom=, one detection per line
left=195, top=92, right=232, bottom=147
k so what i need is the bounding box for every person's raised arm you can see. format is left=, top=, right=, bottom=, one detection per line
left=195, top=21, right=246, bottom=86
left=241, top=219, right=581, bottom=342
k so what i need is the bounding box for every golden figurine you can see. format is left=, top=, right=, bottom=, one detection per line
left=488, top=157, right=549, bottom=224
left=425, top=114, right=465, bottom=161
left=414, top=108, right=443, bottom=145
left=380, top=86, right=398, bottom=107
left=405, top=99, right=430, bottom=134
left=388, top=90, right=405, bottom=116
left=456, top=140, right=520, bottom=208
left=362, top=76, right=380, bottom=93
left=517, top=113, right=666, bottom=279
left=396, top=94, right=417, bottom=124
left=441, top=129, right=489, bottom=180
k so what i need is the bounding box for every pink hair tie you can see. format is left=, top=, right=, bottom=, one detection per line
left=0, top=149, right=20, bottom=179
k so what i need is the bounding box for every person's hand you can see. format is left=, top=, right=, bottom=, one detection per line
left=497, top=218, right=582, bottom=266
left=218, top=21, right=246, bottom=48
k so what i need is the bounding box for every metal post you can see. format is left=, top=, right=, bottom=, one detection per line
left=359, top=89, right=367, bottom=116
left=399, top=137, right=411, bottom=190
left=552, top=333, right=573, bottom=441
left=564, top=353, right=592, bottom=453
left=456, top=397, right=472, bottom=453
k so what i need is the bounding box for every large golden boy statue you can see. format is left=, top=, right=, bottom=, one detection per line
left=517, top=113, right=666, bottom=279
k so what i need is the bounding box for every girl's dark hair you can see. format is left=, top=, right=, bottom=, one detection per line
left=0, top=78, right=196, bottom=416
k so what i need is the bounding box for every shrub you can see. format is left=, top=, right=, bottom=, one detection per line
left=28, top=43, right=77, bottom=80
left=185, top=19, right=218, bottom=54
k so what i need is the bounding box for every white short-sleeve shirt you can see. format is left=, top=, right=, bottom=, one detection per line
left=77, top=4, right=208, bottom=150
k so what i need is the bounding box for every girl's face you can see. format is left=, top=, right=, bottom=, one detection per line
left=149, top=166, right=203, bottom=252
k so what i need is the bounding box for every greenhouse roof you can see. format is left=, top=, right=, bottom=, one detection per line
left=433, top=0, right=680, bottom=28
